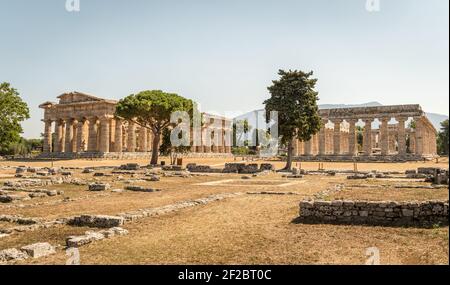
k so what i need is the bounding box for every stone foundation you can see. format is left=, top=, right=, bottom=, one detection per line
left=291, top=154, right=433, bottom=162
left=36, top=151, right=233, bottom=160
left=298, top=200, right=449, bottom=227
left=68, top=215, right=125, bottom=228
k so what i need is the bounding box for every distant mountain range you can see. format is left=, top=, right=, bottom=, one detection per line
left=234, top=102, right=448, bottom=130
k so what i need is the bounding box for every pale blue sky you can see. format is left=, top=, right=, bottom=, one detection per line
left=0, top=0, right=448, bottom=138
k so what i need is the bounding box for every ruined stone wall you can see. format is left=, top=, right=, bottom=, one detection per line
left=298, top=200, right=449, bottom=226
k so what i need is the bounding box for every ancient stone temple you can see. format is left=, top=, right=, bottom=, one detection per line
left=39, top=92, right=232, bottom=158
left=292, top=105, right=437, bottom=161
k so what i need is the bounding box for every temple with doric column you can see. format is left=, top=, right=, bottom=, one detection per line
left=39, top=92, right=232, bottom=158
left=292, top=104, right=437, bottom=161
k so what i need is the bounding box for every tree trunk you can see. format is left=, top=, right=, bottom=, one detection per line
left=150, top=132, right=160, bottom=165
left=284, top=140, right=293, bottom=171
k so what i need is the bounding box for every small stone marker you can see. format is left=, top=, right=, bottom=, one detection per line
left=20, top=242, right=55, bottom=258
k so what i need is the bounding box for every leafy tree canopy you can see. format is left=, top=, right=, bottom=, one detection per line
left=0, top=82, right=30, bottom=155
left=437, top=119, right=449, bottom=155
left=115, top=90, right=194, bottom=165
left=264, top=70, right=321, bottom=170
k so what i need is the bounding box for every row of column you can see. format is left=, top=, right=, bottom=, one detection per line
left=292, top=117, right=420, bottom=157
left=43, top=118, right=233, bottom=154
left=43, top=117, right=150, bottom=154
left=192, top=127, right=232, bottom=154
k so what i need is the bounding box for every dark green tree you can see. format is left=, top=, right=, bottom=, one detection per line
left=159, top=127, right=192, bottom=165
left=115, top=90, right=194, bottom=165
left=0, top=82, right=30, bottom=155
left=356, top=125, right=364, bottom=151
left=232, top=119, right=251, bottom=146
left=264, top=70, right=322, bottom=170
left=437, top=119, right=449, bottom=155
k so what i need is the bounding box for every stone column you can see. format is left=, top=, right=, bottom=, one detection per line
left=71, top=119, right=78, bottom=153
left=304, top=138, right=312, bottom=156
left=312, top=134, right=318, bottom=155
left=215, top=128, right=220, bottom=153
left=139, top=126, right=148, bottom=152
left=426, top=128, right=431, bottom=155
left=347, top=119, right=358, bottom=156
left=380, top=117, right=389, bottom=156
left=422, top=127, right=429, bottom=155
left=414, top=117, right=423, bottom=155
left=55, top=120, right=64, bottom=152
left=127, top=122, right=136, bottom=152
left=87, top=117, right=98, bottom=152
left=430, top=131, right=437, bottom=155
left=204, top=127, right=212, bottom=153
left=64, top=119, right=74, bottom=153
left=318, top=120, right=327, bottom=156
left=363, top=119, right=372, bottom=155
left=75, top=120, right=85, bottom=152
left=123, top=127, right=128, bottom=151
left=409, top=132, right=416, bottom=154
left=341, top=131, right=348, bottom=152
left=333, top=120, right=342, bottom=155
left=219, top=129, right=225, bottom=153
left=98, top=117, right=110, bottom=153
left=43, top=120, right=53, bottom=153
left=397, top=117, right=407, bottom=156
left=114, top=119, right=123, bottom=152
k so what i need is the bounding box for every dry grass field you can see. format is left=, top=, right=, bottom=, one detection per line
left=0, top=157, right=448, bottom=265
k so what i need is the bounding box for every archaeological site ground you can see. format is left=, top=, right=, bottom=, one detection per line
left=0, top=157, right=448, bottom=265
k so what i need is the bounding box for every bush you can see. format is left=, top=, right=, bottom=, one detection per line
left=232, top=146, right=250, bottom=155
left=1, top=138, right=43, bottom=156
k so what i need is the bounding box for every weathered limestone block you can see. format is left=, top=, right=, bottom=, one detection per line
left=347, top=174, right=369, bottom=180
left=48, top=167, right=60, bottom=175
left=144, top=175, right=160, bottom=181
left=29, top=192, right=48, bottom=198
left=418, top=167, right=441, bottom=175
left=66, top=227, right=128, bottom=247
left=20, top=242, right=55, bottom=258
left=69, top=215, right=124, bottom=228
left=162, top=165, right=183, bottom=171
left=0, top=193, right=30, bottom=203
left=223, top=163, right=244, bottom=173
left=186, top=164, right=222, bottom=173
left=88, top=183, right=111, bottom=191
left=66, top=231, right=105, bottom=247
left=100, top=227, right=129, bottom=238
left=0, top=248, right=29, bottom=263
left=260, top=163, right=275, bottom=171
left=241, top=164, right=259, bottom=174
left=125, top=186, right=161, bottom=193
left=119, top=163, right=140, bottom=171
left=46, top=190, right=58, bottom=196
left=15, top=167, right=27, bottom=174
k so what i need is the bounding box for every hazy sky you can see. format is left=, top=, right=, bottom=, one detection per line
left=0, top=0, right=448, bottom=138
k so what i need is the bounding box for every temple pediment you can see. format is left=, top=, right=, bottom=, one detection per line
left=38, top=101, right=56, bottom=109
left=57, top=91, right=107, bottom=104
